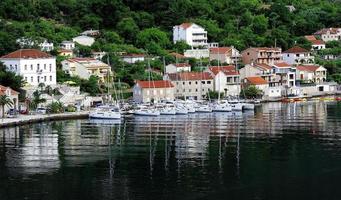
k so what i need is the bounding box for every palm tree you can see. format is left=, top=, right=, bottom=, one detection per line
left=0, top=95, right=13, bottom=118
left=29, top=90, right=46, bottom=110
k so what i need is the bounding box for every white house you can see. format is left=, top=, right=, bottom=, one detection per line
left=133, top=80, right=175, bottom=103
left=209, top=47, right=241, bottom=64
left=165, top=63, right=191, bottom=74
left=314, top=28, right=341, bottom=42
left=60, top=41, right=75, bottom=50
left=80, top=29, right=100, bottom=37
left=305, top=36, right=326, bottom=51
left=207, top=66, right=241, bottom=97
left=272, top=62, right=296, bottom=87
left=173, top=23, right=208, bottom=48
left=296, top=65, right=327, bottom=84
left=184, top=49, right=210, bottom=59
left=282, top=46, right=314, bottom=65
left=121, top=54, right=145, bottom=64
left=61, top=58, right=112, bottom=83
left=0, top=49, right=57, bottom=87
left=244, top=76, right=269, bottom=93
left=0, top=85, right=19, bottom=115
left=72, top=35, right=95, bottom=46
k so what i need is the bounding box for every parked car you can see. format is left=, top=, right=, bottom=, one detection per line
left=36, top=107, right=47, bottom=114
left=6, top=109, right=18, bottom=118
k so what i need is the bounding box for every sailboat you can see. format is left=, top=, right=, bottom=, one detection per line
left=90, top=55, right=121, bottom=119
left=211, top=46, right=231, bottom=112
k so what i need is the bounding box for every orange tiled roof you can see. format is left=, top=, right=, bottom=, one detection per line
left=273, top=62, right=291, bottom=68
left=305, top=35, right=317, bottom=41
left=252, top=47, right=281, bottom=51
left=255, top=63, right=272, bottom=70
left=283, top=46, right=310, bottom=53
left=169, top=52, right=186, bottom=59
left=209, top=47, right=232, bottom=54
left=168, top=72, right=213, bottom=81
left=1, top=49, right=52, bottom=59
left=296, top=65, right=320, bottom=72
left=209, top=66, right=239, bottom=76
left=137, top=80, right=174, bottom=89
left=0, top=85, right=19, bottom=95
left=311, top=40, right=325, bottom=45
left=246, top=77, right=268, bottom=85
left=314, top=28, right=340, bottom=35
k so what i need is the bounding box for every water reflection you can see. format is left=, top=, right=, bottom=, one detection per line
left=1, top=101, right=341, bottom=199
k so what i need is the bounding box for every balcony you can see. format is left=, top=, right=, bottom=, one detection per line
left=36, top=69, right=43, bottom=74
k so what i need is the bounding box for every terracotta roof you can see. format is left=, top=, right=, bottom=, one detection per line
left=58, top=49, right=73, bottom=53
left=284, top=46, right=310, bottom=53
left=305, top=35, right=317, bottom=41
left=174, top=63, right=191, bottom=68
left=137, top=80, right=174, bottom=88
left=1, top=49, right=52, bottom=59
left=169, top=52, right=186, bottom=59
left=209, top=47, right=232, bottom=54
left=273, top=62, right=291, bottom=68
left=0, top=85, right=19, bottom=95
left=255, top=63, right=272, bottom=70
left=246, top=77, right=268, bottom=85
left=296, top=65, right=321, bottom=72
left=179, top=23, right=193, bottom=29
left=168, top=72, right=213, bottom=81
left=311, top=40, right=325, bottom=45
left=314, top=28, right=340, bottom=35
left=209, top=66, right=239, bottom=76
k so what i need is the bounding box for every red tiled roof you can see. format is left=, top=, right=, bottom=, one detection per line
left=246, top=77, right=268, bottom=85
left=175, top=63, right=191, bottom=68
left=1, top=49, right=52, bottom=59
left=179, top=23, right=193, bottom=29
left=284, top=46, right=310, bottom=53
left=209, top=47, right=232, bottom=54
left=0, top=85, right=19, bottom=95
left=58, top=49, right=73, bottom=53
left=252, top=47, right=281, bottom=51
left=273, top=62, right=291, bottom=68
left=314, top=28, right=340, bottom=35
left=255, top=63, right=272, bottom=70
left=168, top=72, right=213, bottom=81
left=137, top=80, right=174, bottom=89
left=209, top=66, right=239, bottom=76
left=296, top=65, right=320, bottom=72
left=311, top=40, right=325, bottom=45
left=305, top=35, right=317, bottom=41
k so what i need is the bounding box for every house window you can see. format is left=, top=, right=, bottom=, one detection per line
left=44, top=64, right=46, bottom=70
left=195, top=81, right=198, bottom=84
left=201, top=81, right=205, bottom=84
left=15, top=64, right=17, bottom=70
left=25, top=77, right=27, bottom=81
left=183, top=82, right=185, bottom=85
left=24, top=65, right=27, bottom=70
left=207, top=81, right=211, bottom=84
left=287, top=54, right=289, bottom=57
left=31, top=77, right=33, bottom=83
left=189, top=81, right=192, bottom=85
left=183, top=89, right=185, bottom=92
left=10, top=64, right=13, bottom=70
left=37, top=76, right=40, bottom=83
left=189, top=89, right=191, bottom=92
left=50, top=76, right=52, bottom=81
left=227, top=77, right=232, bottom=83
left=37, top=64, right=40, bottom=70
left=49, top=65, right=52, bottom=72
left=31, top=65, right=33, bottom=70
left=44, top=76, right=47, bottom=82
left=177, top=90, right=179, bottom=92
left=196, top=89, right=198, bottom=92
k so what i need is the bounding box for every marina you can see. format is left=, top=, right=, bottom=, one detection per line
left=1, top=101, right=341, bottom=199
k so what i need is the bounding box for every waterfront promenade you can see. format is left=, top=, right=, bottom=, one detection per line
left=0, top=111, right=89, bottom=128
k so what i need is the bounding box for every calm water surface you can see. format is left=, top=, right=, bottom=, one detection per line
left=1, top=102, right=341, bottom=200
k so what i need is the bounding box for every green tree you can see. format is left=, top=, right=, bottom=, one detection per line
left=116, top=17, right=139, bottom=44
left=47, top=101, right=64, bottom=114
left=0, top=62, right=24, bottom=92
left=29, top=90, right=46, bottom=110
left=0, top=95, right=13, bottom=118
left=136, top=28, right=170, bottom=55
left=240, top=86, right=262, bottom=99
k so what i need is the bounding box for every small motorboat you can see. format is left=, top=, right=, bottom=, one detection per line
left=89, top=106, right=121, bottom=119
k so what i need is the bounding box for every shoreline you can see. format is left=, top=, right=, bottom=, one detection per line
left=0, top=111, right=89, bottom=128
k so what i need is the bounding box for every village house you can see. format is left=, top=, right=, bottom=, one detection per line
left=91, top=51, right=106, bottom=60
left=296, top=65, right=327, bottom=84
left=282, top=46, right=314, bottom=65
left=60, top=41, right=75, bottom=50
left=239, top=63, right=275, bottom=85
left=72, top=35, right=95, bottom=46
left=133, top=80, right=175, bottom=103
left=314, top=28, right=341, bottom=42
left=58, top=49, right=74, bottom=57
left=164, top=72, right=214, bottom=100
left=209, top=46, right=241, bottom=65
left=241, top=47, right=282, bottom=65
left=272, top=62, right=296, bottom=87
left=184, top=49, right=210, bottom=59
left=121, top=54, right=145, bottom=64
left=61, top=58, right=112, bottom=83
left=0, top=49, right=57, bottom=87
left=80, top=29, right=100, bottom=37
left=207, top=66, right=241, bottom=97
left=305, top=35, right=326, bottom=51
left=165, top=63, right=191, bottom=74
left=243, top=77, right=269, bottom=93
left=0, top=85, right=19, bottom=115
left=173, top=23, right=208, bottom=48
